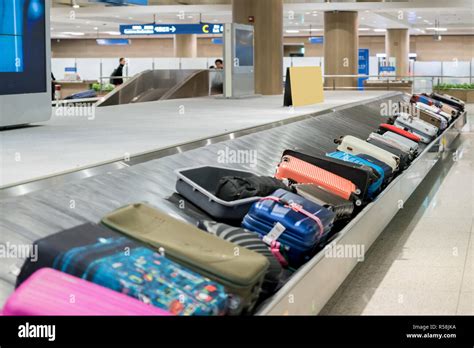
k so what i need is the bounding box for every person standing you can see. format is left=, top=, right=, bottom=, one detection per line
left=111, top=58, right=126, bottom=87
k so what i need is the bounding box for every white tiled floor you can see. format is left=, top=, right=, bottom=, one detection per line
left=321, top=104, right=474, bottom=315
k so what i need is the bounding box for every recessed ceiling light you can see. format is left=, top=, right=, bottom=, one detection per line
left=373, top=29, right=386, bottom=32
left=93, top=27, right=98, bottom=30
left=50, top=27, right=54, bottom=30
left=72, top=4, right=80, bottom=9
left=305, top=12, right=310, bottom=15
left=105, top=31, right=121, bottom=36
left=426, top=27, right=447, bottom=31
left=417, top=16, right=422, bottom=19
left=64, top=32, right=84, bottom=36
left=286, top=30, right=300, bottom=33
left=361, top=17, right=365, bottom=20
left=358, top=28, right=370, bottom=31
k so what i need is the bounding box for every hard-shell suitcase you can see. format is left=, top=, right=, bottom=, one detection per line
left=64, top=89, right=97, bottom=100
left=275, top=150, right=378, bottom=204
left=368, top=132, right=415, bottom=156
left=356, top=154, right=393, bottom=184
left=175, top=166, right=270, bottom=221
left=420, top=94, right=459, bottom=117
left=430, top=92, right=465, bottom=112
left=325, top=151, right=384, bottom=198
left=293, top=184, right=355, bottom=220
left=2, top=268, right=172, bottom=316
left=276, top=150, right=379, bottom=202
left=382, top=131, right=419, bottom=154
left=197, top=220, right=284, bottom=294
left=102, top=203, right=269, bottom=314
left=242, top=189, right=336, bottom=268
left=334, top=135, right=399, bottom=171
left=414, top=101, right=452, bottom=122
left=414, top=104, right=448, bottom=130
left=275, top=154, right=359, bottom=203
left=378, top=123, right=421, bottom=143
left=17, top=223, right=228, bottom=316
left=394, top=113, right=439, bottom=144
left=365, top=137, right=411, bottom=170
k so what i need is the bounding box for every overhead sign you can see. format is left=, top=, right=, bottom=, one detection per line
left=308, top=37, right=323, bottom=44
left=358, top=48, right=369, bottom=90
left=96, top=38, right=130, bottom=46
left=379, top=66, right=396, bottom=72
left=120, top=23, right=224, bottom=36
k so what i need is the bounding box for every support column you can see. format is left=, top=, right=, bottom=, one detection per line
left=386, top=28, right=409, bottom=78
left=324, top=11, right=358, bottom=88
left=173, top=34, right=197, bottom=58
left=232, top=0, right=283, bottom=95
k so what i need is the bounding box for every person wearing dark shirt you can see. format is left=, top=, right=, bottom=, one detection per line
left=111, top=58, right=126, bottom=86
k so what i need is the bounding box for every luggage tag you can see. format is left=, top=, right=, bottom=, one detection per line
left=262, top=223, right=288, bottom=267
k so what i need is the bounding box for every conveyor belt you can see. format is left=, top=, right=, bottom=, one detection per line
left=0, top=91, right=426, bottom=307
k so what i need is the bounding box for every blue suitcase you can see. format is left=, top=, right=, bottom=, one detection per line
left=326, top=151, right=385, bottom=198
left=242, top=189, right=335, bottom=268
left=64, top=89, right=97, bottom=100
left=357, top=154, right=393, bottom=184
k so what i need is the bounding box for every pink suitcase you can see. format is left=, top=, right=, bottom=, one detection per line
left=1, top=268, right=172, bottom=316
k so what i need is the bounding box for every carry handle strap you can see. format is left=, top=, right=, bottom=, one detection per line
left=269, top=240, right=289, bottom=267
left=259, top=196, right=325, bottom=238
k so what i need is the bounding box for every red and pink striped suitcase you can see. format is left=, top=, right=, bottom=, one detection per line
left=2, top=268, right=172, bottom=316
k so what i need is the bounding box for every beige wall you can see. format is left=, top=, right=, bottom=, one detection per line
left=52, top=35, right=474, bottom=61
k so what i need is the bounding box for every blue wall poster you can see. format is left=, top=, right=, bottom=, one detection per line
left=358, top=48, right=369, bottom=90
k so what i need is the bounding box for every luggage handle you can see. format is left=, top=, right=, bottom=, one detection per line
left=259, top=196, right=325, bottom=238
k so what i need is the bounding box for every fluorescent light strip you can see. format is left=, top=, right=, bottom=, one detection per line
left=373, top=29, right=386, bottom=32
left=286, top=30, right=300, bottom=33
left=358, top=28, right=370, bottom=31
left=426, top=27, right=448, bottom=31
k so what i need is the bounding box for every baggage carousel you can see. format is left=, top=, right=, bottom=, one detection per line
left=0, top=91, right=467, bottom=314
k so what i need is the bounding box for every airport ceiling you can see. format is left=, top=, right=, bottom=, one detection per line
left=50, top=0, right=474, bottom=38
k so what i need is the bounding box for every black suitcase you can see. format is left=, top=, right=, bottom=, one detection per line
left=281, top=149, right=379, bottom=203
left=356, top=154, right=394, bottom=184
left=430, top=92, right=465, bottom=112
left=366, top=138, right=411, bottom=170
left=293, top=184, right=354, bottom=221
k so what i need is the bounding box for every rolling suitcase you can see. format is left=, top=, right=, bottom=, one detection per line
left=414, top=101, right=452, bottom=122
left=197, top=220, right=284, bottom=294
left=293, top=184, right=354, bottom=220
left=414, top=104, right=448, bottom=130
left=64, top=89, right=97, bottom=100
left=275, top=150, right=378, bottom=204
left=420, top=94, right=459, bottom=117
left=275, top=154, right=360, bottom=203
left=382, top=131, right=419, bottom=154
left=368, top=132, right=415, bottom=156
left=242, top=189, right=336, bottom=268
left=3, top=268, right=172, bottom=316
left=325, top=151, right=385, bottom=198
left=334, top=135, right=399, bottom=171
left=356, top=154, right=393, bottom=184
left=365, top=137, right=411, bottom=170
left=17, top=223, right=228, bottom=316
left=102, top=203, right=270, bottom=314
left=430, top=92, right=465, bottom=112
left=378, top=123, right=421, bottom=143
left=394, top=113, right=439, bottom=144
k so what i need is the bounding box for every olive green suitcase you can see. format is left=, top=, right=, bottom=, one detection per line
left=101, top=203, right=269, bottom=314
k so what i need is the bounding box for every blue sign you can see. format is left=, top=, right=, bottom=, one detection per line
left=211, top=38, right=223, bottom=45
left=96, top=38, right=130, bottom=46
left=379, top=66, right=396, bottom=73
left=308, top=36, right=323, bottom=44
left=358, top=48, right=369, bottom=90
left=65, top=67, right=77, bottom=72
left=120, top=23, right=224, bottom=36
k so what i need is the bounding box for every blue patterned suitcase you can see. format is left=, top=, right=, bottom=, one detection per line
left=326, top=151, right=385, bottom=198
left=17, top=223, right=229, bottom=316
left=242, top=189, right=335, bottom=268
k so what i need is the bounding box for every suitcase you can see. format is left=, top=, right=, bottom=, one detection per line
left=2, top=268, right=172, bottom=316
left=242, top=189, right=336, bottom=268
left=366, top=137, right=411, bottom=170
left=368, top=132, right=415, bottom=156
left=334, top=135, right=399, bottom=171
left=356, top=154, right=393, bottom=184
left=378, top=123, right=421, bottom=143
left=382, top=131, right=419, bottom=154
left=175, top=166, right=271, bottom=221
left=325, top=151, right=385, bottom=198
left=414, top=104, right=448, bottom=130
left=275, top=150, right=374, bottom=204
left=420, top=94, right=459, bottom=117
left=102, top=203, right=269, bottom=314
left=16, top=223, right=228, bottom=316
left=430, top=92, right=465, bottom=112
left=197, top=220, right=284, bottom=294
left=64, top=89, right=97, bottom=100
left=293, top=184, right=354, bottom=220
left=394, top=113, right=439, bottom=144
left=414, top=101, right=452, bottom=122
